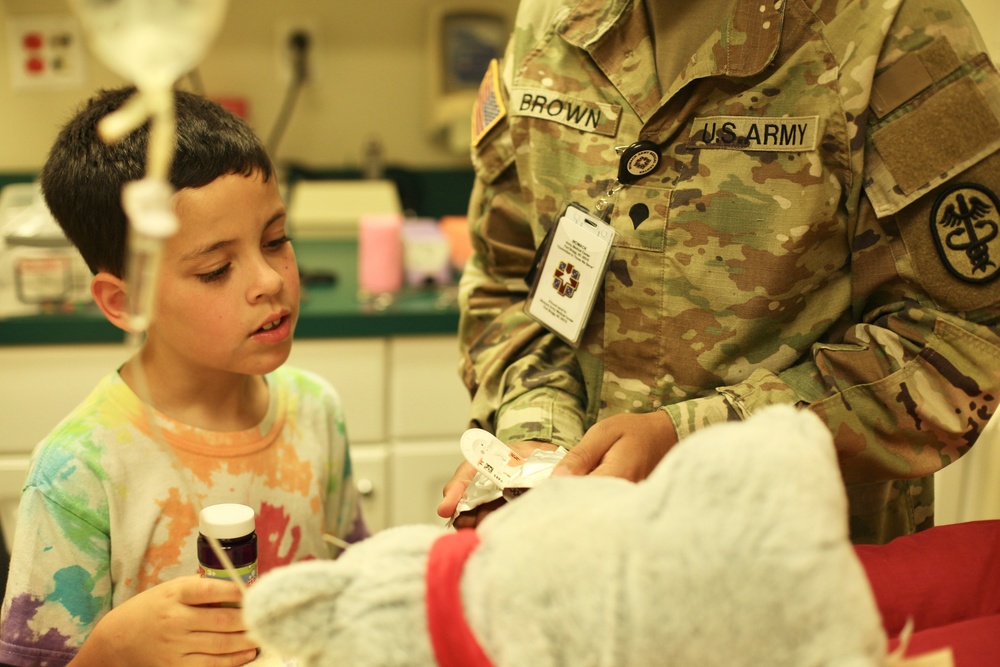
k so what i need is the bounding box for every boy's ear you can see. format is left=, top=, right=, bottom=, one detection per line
left=90, top=272, right=134, bottom=332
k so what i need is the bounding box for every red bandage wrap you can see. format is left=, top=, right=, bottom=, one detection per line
left=425, top=529, right=495, bottom=667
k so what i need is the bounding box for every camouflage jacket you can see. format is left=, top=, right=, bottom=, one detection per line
left=461, top=0, right=1000, bottom=543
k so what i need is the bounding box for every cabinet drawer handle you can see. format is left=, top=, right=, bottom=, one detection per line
left=356, top=478, right=375, bottom=496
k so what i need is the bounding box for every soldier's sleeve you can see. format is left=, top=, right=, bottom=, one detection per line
left=666, top=0, right=1000, bottom=485
left=458, top=56, right=587, bottom=448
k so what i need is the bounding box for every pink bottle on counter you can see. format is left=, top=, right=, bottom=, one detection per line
left=357, top=213, right=404, bottom=294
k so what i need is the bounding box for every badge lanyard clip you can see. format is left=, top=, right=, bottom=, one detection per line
left=595, top=181, right=623, bottom=218
left=594, top=140, right=662, bottom=218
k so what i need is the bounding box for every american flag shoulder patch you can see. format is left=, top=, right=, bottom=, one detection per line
left=472, top=59, right=506, bottom=147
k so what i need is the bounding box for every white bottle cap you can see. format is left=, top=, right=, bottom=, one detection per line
left=199, top=503, right=255, bottom=540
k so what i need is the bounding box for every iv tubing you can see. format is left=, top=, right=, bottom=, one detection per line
left=98, top=86, right=176, bottom=183
left=145, top=87, right=177, bottom=183
left=103, top=86, right=179, bottom=335
left=69, top=0, right=231, bottom=547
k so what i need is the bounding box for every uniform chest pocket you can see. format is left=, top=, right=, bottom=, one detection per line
left=605, top=183, right=672, bottom=253
left=661, top=146, right=847, bottom=305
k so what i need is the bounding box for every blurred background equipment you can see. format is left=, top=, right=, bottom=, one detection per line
left=426, top=0, right=513, bottom=154
left=0, top=182, right=92, bottom=318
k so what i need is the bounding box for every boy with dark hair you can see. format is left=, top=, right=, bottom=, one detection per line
left=0, top=87, right=368, bottom=667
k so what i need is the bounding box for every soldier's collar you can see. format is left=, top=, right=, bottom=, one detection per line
left=558, top=0, right=784, bottom=80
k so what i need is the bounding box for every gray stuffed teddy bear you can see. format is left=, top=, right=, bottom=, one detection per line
left=242, top=405, right=888, bottom=666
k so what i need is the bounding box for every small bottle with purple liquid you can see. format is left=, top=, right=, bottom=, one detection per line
left=197, top=503, right=258, bottom=587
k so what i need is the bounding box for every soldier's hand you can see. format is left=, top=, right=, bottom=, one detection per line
left=552, top=411, right=677, bottom=482
left=437, top=440, right=559, bottom=527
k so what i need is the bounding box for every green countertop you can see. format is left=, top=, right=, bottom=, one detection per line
left=0, top=240, right=461, bottom=345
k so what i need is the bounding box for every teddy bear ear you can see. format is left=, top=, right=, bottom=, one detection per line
left=246, top=559, right=352, bottom=613
left=243, top=560, right=353, bottom=661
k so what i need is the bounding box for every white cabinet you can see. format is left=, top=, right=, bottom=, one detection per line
left=384, top=336, right=468, bottom=526
left=387, top=336, right=470, bottom=440
left=0, top=344, right=133, bottom=455
left=289, top=335, right=468, bottom=530
left=0, top=335, right=469, bottom=547
left=286, top=338, right=387, bottom=445
left=349, top=444, right=389, bottom=533
left=389, top=440, right=465, bottom=526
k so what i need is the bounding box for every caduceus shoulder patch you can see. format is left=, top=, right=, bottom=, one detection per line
left=930, top=183, right=1000, bottom=284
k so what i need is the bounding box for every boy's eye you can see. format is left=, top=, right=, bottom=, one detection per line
left=265, top=235, right=292, bottom=250
left=196, top=263, right=231, bottom=283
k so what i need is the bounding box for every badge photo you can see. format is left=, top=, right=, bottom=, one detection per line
left=524, top=204, right=617, bottom=347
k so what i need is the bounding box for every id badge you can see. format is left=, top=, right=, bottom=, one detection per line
left=525, top=203, right=617, bottom=347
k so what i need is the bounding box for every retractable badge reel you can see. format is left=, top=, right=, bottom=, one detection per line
left=618, top=140, right=662, bottom=184
left=595, top=140, right=662, bottom=215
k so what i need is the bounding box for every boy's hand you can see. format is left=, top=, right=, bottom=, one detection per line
left=71, top=575, right=258, bottom=666
left=552, top=411, right=677, bottom=481
left=437, top=440, right=559, bottom=528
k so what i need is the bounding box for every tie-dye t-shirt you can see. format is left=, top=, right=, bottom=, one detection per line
left=0, top=364, right=368, bottom=667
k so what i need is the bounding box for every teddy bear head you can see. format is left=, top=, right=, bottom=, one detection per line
left=243, top=405, right=886, bottom=666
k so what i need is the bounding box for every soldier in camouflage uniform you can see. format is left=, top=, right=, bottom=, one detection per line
left=439, top=0, right=1000, bottom=544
